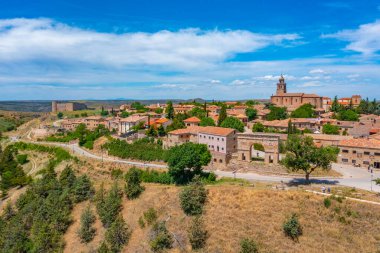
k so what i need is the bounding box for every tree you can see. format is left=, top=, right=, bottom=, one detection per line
left=189, top=107, right=206, bottom=119
left=166, top=101, right=174, bottom=119
left=220, top=117, right=244, bottom=132
left=124, top=167, right=145, bottom=199
left=267, top=106, right=288, bottom=121
left=331, top=96, right=341, bottom=112
left=77, top=206, right=96, bottom=243
left=290, top=103, right=316, bottom=118
left=335, top=109, right=359, bottom=121
left=188, top=216, right=208, bottom=250
left=283, top=214, right=302, bottom=241
left=149, top=221, right=173, bottom=252
left=217, top=104, right=227, bottom=126
left=240, top=238, right=259, bottom=253
left=59, top=165, right=77, bottom=188
left=252, top=122, right=264, bottom=132
left=245, top=100, right=258, bottom=106
left=179, top=177, right=207, bottom=215
left=57, top=112, right=64, bottom=119
left=146, top=125, right=158, bottom=137
left=282, top=135, right=339, bottom=181
left=200, top=117, right=215, bottom=127
left=105, top=216, right=131, bottom=253
left=97, top=241, right=111, bottom=253
left=120, top=111, right=129, bottom=118
left=322, top=123, right=340, bottom=135
left=72, top=175, right=95, bottom=203
left=96, top=183, right=122, bottom=227
left=157, top=125, right=166, bottom=136
left=245, top=108, right=257, bottom=121
left=167, top=143, right=211, bottom=184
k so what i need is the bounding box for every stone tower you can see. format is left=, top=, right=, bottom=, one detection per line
left=276, top=74, right=287, bottom=95
left=52, top=101, right=58, bottom=112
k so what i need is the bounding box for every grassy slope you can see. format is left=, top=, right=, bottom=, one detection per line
left=64, top=183, right=380, bottom=253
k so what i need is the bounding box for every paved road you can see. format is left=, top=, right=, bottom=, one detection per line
left=13, top=139, right=380, bottom=192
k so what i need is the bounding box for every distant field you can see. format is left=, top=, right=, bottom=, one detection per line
left=0, top=110, right=43, bottom=132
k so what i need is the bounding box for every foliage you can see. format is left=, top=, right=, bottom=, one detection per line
left=167, top=143, right=211, bottom=184
left=77, top=206, right=96, bottom=243
left=0, top=145, right=31, bottom=191
left=110, top=168, right=123, bottom=179
left=283, top=214, right=303, bottom=241
left=59, top=165, right=77, bottom=188
left=166, top=113, right=187, bottom=132
left=240, top=238, right=259, bottom=253
left=149, top=221, right=173, bottom=252
left=157, top=125, right=166, bottom=136
left=144, top=207, right=158, bottom=225
left=220, top=116, right=244, bottom=132
left=124, top=167, right=145, bottom=199
left=357, top=98, right=380, bottom=115
left=189, top=107, right=207, bottom=119
left=267, top=106, right=288, bottom=121
left=282, top=135, right=339, bottom=181
left=335, top=109, right=359, bottom=121
left=324, top=198, right=332, bottom=208
left=188, top=216, right=208, bottom=250
left=72, top=175, right=95, bottom=203
left=217, top=104, right=227, bottom=126
left=16, top=154, right=28, bottom=165
left=253, top=143, right=265, bottom=152
left=331, top=96, right=341, bottom=112
left=120, top=111, right=130, bottom=118
left=245, top=100, right=259, bottom=106
left=105, top=216, right=131, bottom=253
left=96, top=183, right=123, bottom=228
left=138, top=216, right=146, bottom=228
left=131, top=102, right=147, bottom=111
left=104, top=137, right=168, bottom=161
left=179, top=177, right=208, bottom=215
left=166, top=101, right=175, bottom=119
left=57, top=112, right=64, bottom=119
left=252, top=122, right=264, bottom=132
left=291, top=103, right=316, bottom=118
left=200, top=117, right=215, bottom=126
left=146, top=125, right=158, bottom=137
left=139, top=168, right=173, bottom=184
left=322, top=123, right=340, bottom=135
left=98, top=241, right=111, bottom=253
left=245, top=108, right=257, bottom=121
left=0, top=162, right=91, bottom=252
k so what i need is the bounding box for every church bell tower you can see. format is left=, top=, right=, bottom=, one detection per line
left=276, top=74, right=287, bottom=95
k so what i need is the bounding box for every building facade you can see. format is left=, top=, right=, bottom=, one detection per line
left=52, top=101, right=87, bottom=112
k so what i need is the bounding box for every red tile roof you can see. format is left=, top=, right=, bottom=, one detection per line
left=339, top=138, right=380, bottom=149
left=168, top=126, right=235, bottom=137
left=183, top=116, right=201, bottom=123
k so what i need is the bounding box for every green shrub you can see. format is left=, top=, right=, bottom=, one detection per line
left=240, top=238, right=259, bottom=253
left=105, top=216, right=131, bottom=252
left=138, top=216, right=145, bottom=228
left=72, top=175, right=95, bottom=203
left=144, top=208, right=158, bottom=225
left=283, top=214, right=302, bottom=241
left=323, top=198, right=331, bottom=208
left=149, top=222, right=173, bottom=252
left=96, top=183, right=122, bottom=228
left=179, top=177, right=207, bottom=216
left=16, top=154, right=28, bottom=165
left=188, top=216, right=208, bottom=250
left=253, top=143, right=265, bottom=152
left=77, top=206, right=96, bottom=243
left=111, top=168, right=123, bottom=179
left=124, top=167, right=145, bottom=199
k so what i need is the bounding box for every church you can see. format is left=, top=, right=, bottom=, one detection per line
left=270, top=75, right=324, bottom=112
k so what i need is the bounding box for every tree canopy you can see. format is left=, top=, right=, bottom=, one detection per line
left=220, top=117, right=244, bottom=132
left=322, top=123, right=340, bottom=135
left=199, top=117, right=215, bottom=127
left=217, top=104, right=227, bottom=126
left=165, top=101, right=174, bottom=119
left=245, top=108, right=257, bottom=121
left=266, top=106, right=288, bottom=121
left=290, top=104, right=316, bottom=118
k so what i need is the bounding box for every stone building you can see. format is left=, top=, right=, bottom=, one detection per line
left=52, top=101, right=87, bottom=112
left=270, top=75, right=323, bottom=111
left=338, top=139, right=380, bottom=168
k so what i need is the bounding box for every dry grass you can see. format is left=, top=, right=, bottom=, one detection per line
left=63, top=181, right=380, bottom=253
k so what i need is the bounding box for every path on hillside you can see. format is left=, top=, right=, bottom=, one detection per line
left=11, top=137, right=380, bottom=192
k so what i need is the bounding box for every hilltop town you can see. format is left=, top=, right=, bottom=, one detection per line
left=1, top=76, right=380, bottom=253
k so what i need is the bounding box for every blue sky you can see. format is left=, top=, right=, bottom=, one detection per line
left=1, top=0, right=380, bottom=100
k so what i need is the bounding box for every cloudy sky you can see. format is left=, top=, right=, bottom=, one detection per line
left=1, top=0, right=380, bottom=100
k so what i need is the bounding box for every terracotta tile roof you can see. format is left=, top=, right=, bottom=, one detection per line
left=306, top=134, right=353, bottom=141
left=339, top=138, right=380, bottom=149
left=120, top=115, right=148, bottom=123
left=272, top=93, right=304, bottom=97
left=302, top=93, right=322, bottom=98
left=168, top=126, right=235, bottom=137
left=184, top=116, right=201, bottom=123
left=155, top=118, right=169, bottom=124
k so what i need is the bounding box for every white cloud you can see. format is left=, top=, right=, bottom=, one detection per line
left=323, top=20, right=380, bottom=56
left=309, top=68, right=326, bottom=74
left=210, top=79, right=221, bottom=84
left=0, top=18, right=299, bottom=70
left=347, top=74, right=359, bottom=78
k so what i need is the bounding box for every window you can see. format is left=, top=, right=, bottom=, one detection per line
left=222, top=138, right=224, bottom=141
left=342, top=158, right=348, bottom=163
left=363, top=161, right=370, bottom=165
left=364, top=152, right=370, bottom=155
left=217, top=138, right=219, bottom=141
left=353, top=150, right=357, bottom=154
left=375, top=153, right=380, bottom=156
left=214, top=158, right=217, bottom=162
left=342, top=150, right=349, bottom=153
left=219, top=159, right=223, bottom=163
left=352, top=160, right=356, bottom=164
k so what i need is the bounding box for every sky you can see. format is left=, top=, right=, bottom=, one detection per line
left=0, top=0, right=380, bottom=100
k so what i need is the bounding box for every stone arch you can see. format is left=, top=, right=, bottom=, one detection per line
left=237, top=133, right=280, bottom=164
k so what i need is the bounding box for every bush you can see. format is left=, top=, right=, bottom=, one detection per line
left=188, top=216, right=208, bottom=250
left=253, top=143, right=265, bottom=152
left=179, top=177, right=207, bottom=216
left=96, top=183, right=123, bottom=228
left=16, top=154, right=28, bottom=165
left=105, top=216, right=131, bottom=252
left=283, top=214, right=302, bottom=241
left=138, top=216, right=145, bottom=228
left=140, top=169, right=173, bottom=184
left=72, top=175, right=95, bottom=203
left=324, top=198, right=331, bottom=208
left=149, top=222, right=173, bottom=252
left=144, top=208, right=158, bottom=225
left=77, top=206, right=96, bottom=243
left=59, top=166, right=77, bottom=188
left=111, top=168, right=123, bottom=179
left=124, top=168, right=145, bottom=199
left=220, top=116, right=244, bottom=132
left=240, top=238, right=259, bottom=253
